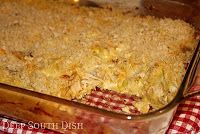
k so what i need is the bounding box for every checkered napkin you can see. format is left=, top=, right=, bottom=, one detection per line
left=166, top=75, right=200, bottom=134
left=0, top=78, right=200, bottom=134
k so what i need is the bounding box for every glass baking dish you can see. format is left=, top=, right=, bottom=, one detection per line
left=0, top=0, right=200, bottom=134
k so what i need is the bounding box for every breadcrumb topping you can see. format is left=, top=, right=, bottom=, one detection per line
left=0, top=0, right=197, bottom=113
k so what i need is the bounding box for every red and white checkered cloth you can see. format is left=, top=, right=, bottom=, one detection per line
left=0, top=79, right=200, bottom=134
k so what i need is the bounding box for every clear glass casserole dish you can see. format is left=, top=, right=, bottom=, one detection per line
left=0, top=0, right=200, bottom=133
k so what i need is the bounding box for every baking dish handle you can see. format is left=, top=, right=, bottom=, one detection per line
left=179, top=42, right=200, bottom=100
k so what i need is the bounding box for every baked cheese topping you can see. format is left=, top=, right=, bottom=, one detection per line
left=0, top=0, right=197, bottom=113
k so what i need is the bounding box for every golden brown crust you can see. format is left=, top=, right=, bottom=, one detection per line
left=0, top=0, right=198, bottom=113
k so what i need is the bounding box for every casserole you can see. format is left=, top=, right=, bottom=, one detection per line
left=0, top=0, right=200, bottom=133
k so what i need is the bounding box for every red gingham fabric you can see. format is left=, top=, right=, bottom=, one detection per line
left=0, top=76, right=199, bottom=134
left=0, top=92, right=199, bottom=133
left=167, top=96, right=200, bottom=134
left=82, top=87, right=141, bottom=114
